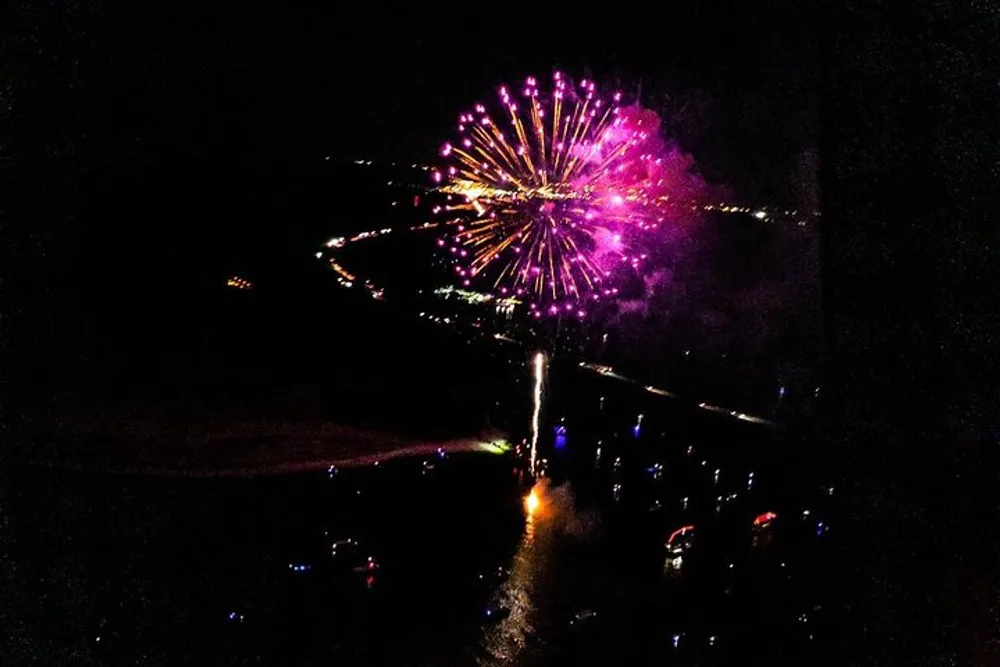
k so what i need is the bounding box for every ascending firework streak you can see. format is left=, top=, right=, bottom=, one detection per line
left=435, top=72, right=660, bottom=312
left=530, top=352, right=545, bottom=475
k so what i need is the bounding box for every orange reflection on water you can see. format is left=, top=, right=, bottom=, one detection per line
left=480, top=483, right=547, bottom=665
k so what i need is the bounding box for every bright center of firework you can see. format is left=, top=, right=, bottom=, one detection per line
left=436, top=72, right=658, bottom=306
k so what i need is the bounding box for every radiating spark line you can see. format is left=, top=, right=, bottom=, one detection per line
left=435, top=73, right=653, bottom=308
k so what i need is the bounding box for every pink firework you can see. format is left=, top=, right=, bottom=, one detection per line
left=434, top=72, right=669, bottom=306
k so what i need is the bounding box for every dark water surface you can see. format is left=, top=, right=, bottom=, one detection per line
left=1, top=360, right=840, bottom=665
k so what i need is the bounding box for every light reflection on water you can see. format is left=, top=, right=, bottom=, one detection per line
left=479, top=486, right=544, bottom=665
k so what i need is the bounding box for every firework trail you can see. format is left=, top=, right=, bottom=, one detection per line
left=433, top=72, right=672, bottom=315
left=529, top=351, right=545, bottom=476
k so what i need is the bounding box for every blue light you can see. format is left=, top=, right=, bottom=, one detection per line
left=553, top=425, right=567, bottom=450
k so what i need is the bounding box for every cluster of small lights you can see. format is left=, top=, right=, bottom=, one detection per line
left=433, top=285, right=519, bottom=306
left=226, top=276, right=252, bottom=290
left=327, top=259, right=382, bottom=298
left=600, top=404, right=829, bottom=644
left=656, top=198, right=816, bottom=225
left=324, top=227, right=394, bottom=250
left=346, top=159, right=808, bottom=226
left=349, top=158, right=431, bottom=171
left=417, top=311, right=452, bottom=326
left=322, top=230, right=396, bottom=298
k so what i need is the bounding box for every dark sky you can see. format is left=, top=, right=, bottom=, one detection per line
left=0, top=2, right=821, bottom=372
left=3, top=1, right=818, bottom=205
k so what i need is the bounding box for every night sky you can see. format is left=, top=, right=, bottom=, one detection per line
left=3, top=1, right=818, bottom=205
left=0, top=1, right=820, bottom=373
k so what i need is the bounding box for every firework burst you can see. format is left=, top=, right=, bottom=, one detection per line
left=434, top=72, right=664, bottom=314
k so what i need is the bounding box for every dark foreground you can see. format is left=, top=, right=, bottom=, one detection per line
left=0, top=380, right=842, bottom=666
